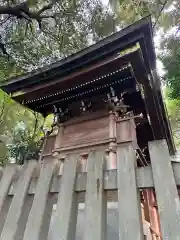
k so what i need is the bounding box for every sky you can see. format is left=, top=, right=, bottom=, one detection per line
left=101, top=0, right=109, bottom=5
left=154, top=32, right=166, bottom=77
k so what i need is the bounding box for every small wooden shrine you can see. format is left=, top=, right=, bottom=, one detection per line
left=1, top=16, right=175, bottom=164
left=0, top=16, right=178, bottom=240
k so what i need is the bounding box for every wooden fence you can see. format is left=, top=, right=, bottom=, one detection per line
left=0, top=140, right=179, bottom=240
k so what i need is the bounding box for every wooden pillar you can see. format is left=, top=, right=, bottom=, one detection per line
left=117, top=143, right=144, bottom=239
left=148, top=140, right=180, bottom=239
left=53, top=124, right=64, bottom=151
left=52, top=124, right=64, bottom=175
left=143, top=189, right=161, bottom=238
left=108, top=112, right=117, bottom=169
left=115, top=117, right=161, bottom=238
left=116, top=117, right=137, bottom=147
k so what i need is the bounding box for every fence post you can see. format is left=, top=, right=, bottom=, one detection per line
left=84, top=151, right=106, bottom=240
left=0, top=165, right=16, bottom=215
left=149, top=140, right=180, bottom=239
left=50, top=155, right=78, bottom=240
left=0, top=161, right=36, bottom=240
left=23, top=161, right=55, bottom=240
left=117, top=143, right=144, bottom=240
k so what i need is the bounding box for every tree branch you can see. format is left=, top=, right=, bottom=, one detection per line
left=0, top=1, right=55, bottom=28
left=0, top=15, right=11, bottom=24
left=38, top=3, right=54, bottom=15
left=0, top=1, right=56, bottom=55
left=0, top=2, right=29, bottom=18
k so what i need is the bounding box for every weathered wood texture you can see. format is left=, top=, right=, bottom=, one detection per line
left=0, top=165, right=17, bottom=214
left=149, top=140, right=180, bottom=239
left=84, top=151, right=106, bottom=240
left=117, top=144, right=144, bottom=240
left=50, top=155, right=78, bottom=240
left=0, top=161, right=36, bottom=240
left=23, top=161, right=55, bottom=240
left=0, top=140, right=179, bottom=239
left=5, top=163, right=180, bottom=195
left=60, top=116, right=109, bottom=150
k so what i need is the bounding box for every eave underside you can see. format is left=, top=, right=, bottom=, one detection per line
left=11, top=50, right=146, bottom=114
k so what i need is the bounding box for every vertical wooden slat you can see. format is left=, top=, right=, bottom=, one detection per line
left=40, top=194, right=56, bottom=240
left=15, top=195, right=34, bottom=240
left=84, top=151, right=106, bottom=240
left=23, top=161, right=55, bottom=240
left=0, top=161, right=36, bottom=240
left=0, top=196, right=12, bottom=235
left=50, top=155, right=78, bottom=240
left=149, top=140, right=180, bottom=239
left=0, top=165, right=16, bottom=214
left=117, top=144, right=144, bottom=240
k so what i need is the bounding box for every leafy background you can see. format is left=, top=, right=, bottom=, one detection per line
left=0, top=0, right=180, bottom=165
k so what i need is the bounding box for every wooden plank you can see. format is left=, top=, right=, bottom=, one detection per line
left=0, top=165, right=16, bottom=214
left=136, top=166, right=154, bottom=189
left=23, top=161, right=55, bottom=240
left=0, top=196, right=12, bottom=236
left=0, top=161, right=36, bottom=240
left=15, top=195, right=34, bottom=240
left=50, top=155, right=78, bottom=240
left=149, top=140, right=180, bottom=239
left=6, top=162, right=180, bottom=196
left=40, top=194, right=56, bottom=240
left=8, top=166, right=155, bottom=196
left=117, top=143, right=144, bottom=240
left=84, top=151, right=106, bottom=240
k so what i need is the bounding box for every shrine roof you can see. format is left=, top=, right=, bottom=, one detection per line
left=1, top=16, right=154, bottom=94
